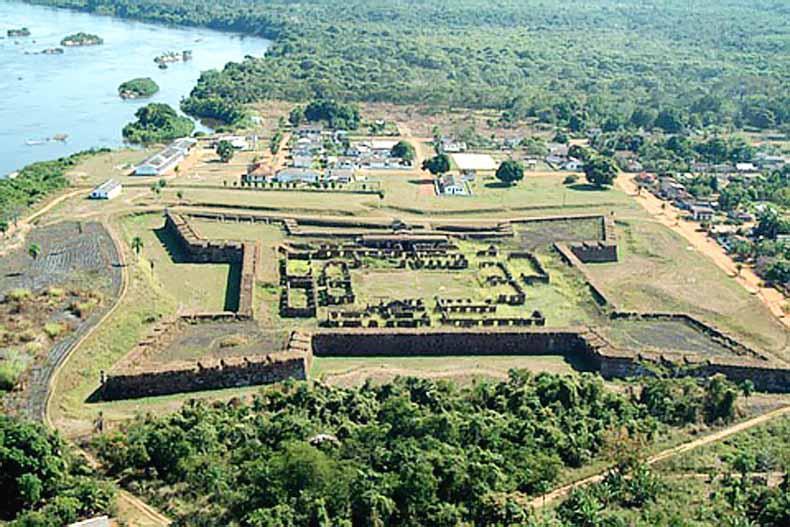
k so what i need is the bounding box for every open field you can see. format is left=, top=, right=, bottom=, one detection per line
left=587, top=218, right=789, bottom=359
left=310, top=354, right=576, bottom=386
left=66, top=148, right=154, bottom=188
left=378, top=171, right=642, bottom=216
left=121, top=214, right=233, bottom=313
left=602, top=318, right=743, bottom=358
left=516, top=217, right=606, bottom=249
left=48, top=229, right=176, bottom=437
left=0, top=221, right=122, bottom=418
left=143, top=321, right=289, bottom=364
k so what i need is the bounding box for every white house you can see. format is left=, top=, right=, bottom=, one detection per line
left=326, top=168, right=355, bottom=184
left=275, top=168, right=320, bottom=184
left=441, top=137, right=467, bottom=153
left=690, top=204, right=715, bottom=222
left=89, top=179, right=122, bottom=200
left=735, top=163, right=759, bottom=173
left=436, top=174, right=468, bottom=196
left=134, top=138, right=196, bottom=176
left=292, top=155, right=314, bottom=169
left=563, top=158, right=585, bottom=171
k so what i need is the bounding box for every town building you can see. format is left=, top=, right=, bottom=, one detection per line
left=440, top=137, right=467, bottom=153
left=690, top=204, right=715, bottom=222
left=133, top=137, right=196, bottom=176
left=275, top=168, right=320, bottom=184
left=563, top=158, right=585, bottom=171
left=326, top=168, right=355, bottom=184
left=89, top=179, right=122, bottom=200
left=735, top=163, right=759, bottom=173
left=435, top=174, right=469, bottom=196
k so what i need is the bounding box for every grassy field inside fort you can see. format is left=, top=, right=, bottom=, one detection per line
left=310, top=355, right=577, bottom=386
left=587, top=218, right=789, bottom=360
left=121, top=214, right=234, bottom=313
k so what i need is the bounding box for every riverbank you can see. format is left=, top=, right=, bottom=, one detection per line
left=0, top=0, right=269, bottom=176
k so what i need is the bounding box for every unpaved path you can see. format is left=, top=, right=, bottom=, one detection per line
left=616, top=174, right=789, bottom=328
left=0, top=188, right=89, bottom=256
left=41, top=219, right=172, bottom=526
left=530, top=404, right=790, bottom=508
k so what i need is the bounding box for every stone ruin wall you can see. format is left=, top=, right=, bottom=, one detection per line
left=165, top=211, right=258, bottom=320
left=311, top=329, right=790, bottom=393
left=101, top=353, right=307, bottom=401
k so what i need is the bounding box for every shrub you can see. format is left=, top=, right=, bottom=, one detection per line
left=43, top=323, right=65, bottom=339
left=6, top=288, right=32, bottom=302
left=563, top=174, right=579, bottom=185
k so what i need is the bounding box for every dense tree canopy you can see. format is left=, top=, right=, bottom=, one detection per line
left=391, top=141, right=416, bottom=162
left=422, top=153, right=451, bottom=175
left=0, top=150, right=106, bottom=223
left=495, top=159, right=525, bottom=185
left=27, top=1, right=790, bottom=131
left=1, top=416, right=114, bottom=525
left=122, top=103, right=195, bottom=144
left=92, top=372, right=740, bottom=526
left=584, top=156, right=618, bottom=188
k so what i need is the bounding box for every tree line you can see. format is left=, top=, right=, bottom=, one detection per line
left=90, top=371, right=740, bottom=526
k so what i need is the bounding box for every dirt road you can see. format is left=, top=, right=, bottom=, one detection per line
left=41, top=220, right=172, bottom=526
left=0, top=188, right=89, bottom=256
left=616, top=174, right=789, bottom=328
left=530, top=404, right=790, bottom=508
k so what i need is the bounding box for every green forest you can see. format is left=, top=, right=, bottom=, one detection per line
left=26, top=0, right=790, bottom=128
left=122, top=103, right=195, bottom=144
left=87, top=372, right=752, bottom=526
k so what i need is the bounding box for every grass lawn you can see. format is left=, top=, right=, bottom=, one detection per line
left=66, top=148, right=154, bottom=187
left=586, top=218, right=789, bottom=358
left=310, top=355, right=576, bottom=387
left=166, top=187, right=378, bottom=214
left=378, top=171, right=642, bottom=216
left=189, top=219, right=285, bottom=244
left=122, top=214, right=232, bottom=313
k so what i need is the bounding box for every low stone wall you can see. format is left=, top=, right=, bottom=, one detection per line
left=165, top=211, right=258, bottom=320
left=554, top=243, right=616, bottom=308
left=100, top=354, right=307, bottom=401
left=311, top=328, right=596, bottom=360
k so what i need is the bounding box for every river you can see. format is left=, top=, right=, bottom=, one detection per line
left=0, top=0, right=270, bottom=177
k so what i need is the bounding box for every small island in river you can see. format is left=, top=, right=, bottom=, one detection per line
left=154, top=49, right=192, bottom=66
left=118, top=77, right=160, bottom=99
left=8, top=27, right=31, bottom=37
left=60, top=32, right=103, bottom=46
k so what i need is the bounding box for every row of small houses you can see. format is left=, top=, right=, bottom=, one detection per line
left=291, top=125, right=412, bottom=171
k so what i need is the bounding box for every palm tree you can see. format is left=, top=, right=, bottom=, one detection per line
left=28, top=242, right=42, bottom=261
left=131, top=236, right=144, bottom=258
left=735, top=263, right=744, bottom=277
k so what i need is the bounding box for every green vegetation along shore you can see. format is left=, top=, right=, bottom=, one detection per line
left=0, top=150, right=106, bottom=231
left=121, top=103, right=194, bottom=144
left=24, top=0, right=790, bottom=130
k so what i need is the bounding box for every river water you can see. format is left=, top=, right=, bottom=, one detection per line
left=0, top=0, right=270, bottom=176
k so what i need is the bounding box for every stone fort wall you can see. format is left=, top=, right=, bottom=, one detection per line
left=101, top=353, right=306, bottom=401
left=165, top=211, right=258, bottom=319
